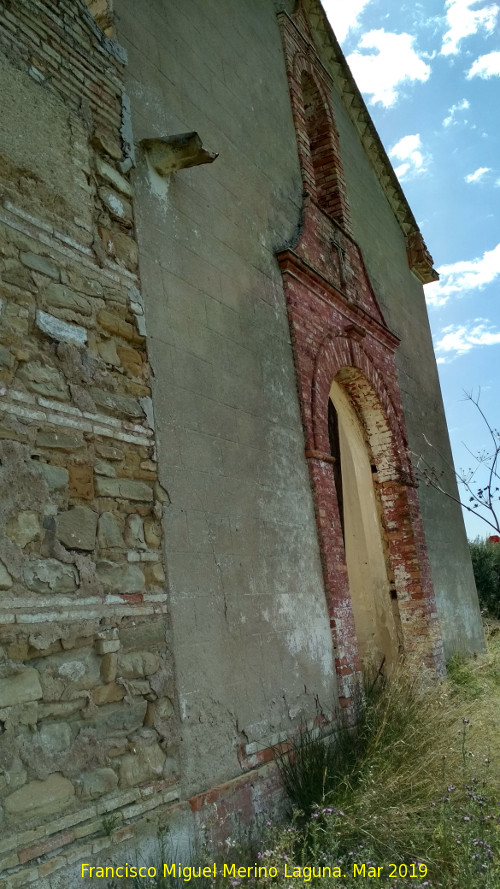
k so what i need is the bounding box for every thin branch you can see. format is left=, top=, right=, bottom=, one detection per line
left=412, top=393, right=500, bottom=536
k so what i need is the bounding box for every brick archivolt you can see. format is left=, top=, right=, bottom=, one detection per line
left=280, top=17, right=351, bottom=232
left=311, top=334, right=414, bottom=486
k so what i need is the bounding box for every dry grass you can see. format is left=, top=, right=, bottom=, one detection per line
left=120, top=626, right=500, bottom=888
left=271, top=625, right=500, bottom=885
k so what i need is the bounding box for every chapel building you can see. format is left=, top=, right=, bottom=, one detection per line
left=0, top=1, right=484, bottom=885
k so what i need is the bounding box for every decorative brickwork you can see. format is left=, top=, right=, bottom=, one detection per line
left=277, top=4, right=445, bottom=702
left=299, top=0, right=439, bottom=284
left=279, top=4, right=351, bottom=231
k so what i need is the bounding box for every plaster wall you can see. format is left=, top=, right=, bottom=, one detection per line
left=115, top=0, right=338, bottom=797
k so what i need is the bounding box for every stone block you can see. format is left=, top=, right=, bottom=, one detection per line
left=153, top=696, right=175, bottom=720
left=97, top=337, right=120, bottom=366
left=95, top=478, right=153, bottom=501
left=97, top=511, right=124, bottom=550
left=94, top=460, right=116, bottom=477
left=96, top=560, right=145, bottom=593
left=6, top=511, right=41, bottom=548
left=38, top=701, right=83, bottom=720
left=23, top=559, right=79, bottom=594
left=83, top=699, right=147, bottom=738
left=97, top=309, right=140, bottom=342
left=38, top=721, right=72, bottom=755
left=2, top=265, right=36, bottom=291
left=44, top=283, right=93, bottom=316
left=116, top=344, right=143, bottom=376
left=79, top=767, right=118, bottom=800
left=35, top=651, right=101, bottom=699
left=37, top=463, right=69, bottom=491
left=117, top=651, right=160, bottom=679
left=56, top=506, right=97, bottom=551
left=149, top=562, right=166, bottom=584
left=144, top=518, right=161, bottom=548
left=124, top=514, right=146, bottom=549
left=126, top=679, right=150, bottom=696
left=95, top=158, right=132, bottom=197
left=36, top=310, right=87, bottom=346
left=95, top=442, right=124, bottom=461
left=113, top=232, right=139, bottom=270
left=92, top=128, right=122, bottom=161
left=118, top=741, right=165, bottom=788
left=100, top=652, right=118, bottom=682
left=0, top=345, right=13, bottom=368
left=18, top=361, right=68, bottom=400
left=0, top=424, right=29, bottom=443
left=7, top=641, right=29, bottom=661
left=36, top=431, right=84, bottom=451
left=92, top=388, right=144, bottom=419
left=99, top=186, right=133, bottom=222
left=68, top=463, right=94, bottom=500
left=0, top=560, right=13, bottom=590
left=96, top=638, right=120, bottom=655
left=20, top=252, right=60, bottom=280
left=4, top=773, right=75, bottom=817
left=119, top=620, right=167, bottom=650
left=145, top=696, right=174, bottom=733
left=0, top=668, right=43, bottom=707
left=93, top=682, right=125, bottom=705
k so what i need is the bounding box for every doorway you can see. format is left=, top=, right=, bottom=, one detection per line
left=328, top=378, right=402, bottom=675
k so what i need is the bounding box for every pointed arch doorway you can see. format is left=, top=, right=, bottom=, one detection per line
left=328, top=377, right=402, bottom=677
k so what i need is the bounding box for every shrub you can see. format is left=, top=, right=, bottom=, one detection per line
left=469, top=538, right=500, bottom=618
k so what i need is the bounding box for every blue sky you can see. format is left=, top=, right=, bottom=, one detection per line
left=323, top=0, right=500, bottom=538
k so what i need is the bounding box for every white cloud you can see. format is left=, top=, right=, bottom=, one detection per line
left=443, top=97, right=470, bottom=126
left=346, top=30, right=431, bottom=107
left=441, top=1, right=499, bottom=56
left=425, top=241, right=500, bottom=306
left=322, top=0, right=374, bottom=44
left=465, top=166, right=491, bottom=182
left=467, top=50, right=500, bottom=78
left=389, top=134, right=430, bottom=180
left=434, top=320, right=500, bottom=361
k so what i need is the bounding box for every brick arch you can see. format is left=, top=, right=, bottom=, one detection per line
left=290, top=52, right=350, bottom=227
left=306, top=330, right=444, bottom=677
left=311, top=333, right=414, bottom=483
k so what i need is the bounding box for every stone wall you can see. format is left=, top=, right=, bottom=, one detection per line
left=0, top=2, right=179, bottom=885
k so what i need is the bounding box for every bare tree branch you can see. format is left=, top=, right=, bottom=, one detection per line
left=412, top=390, right=500, bottom=536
